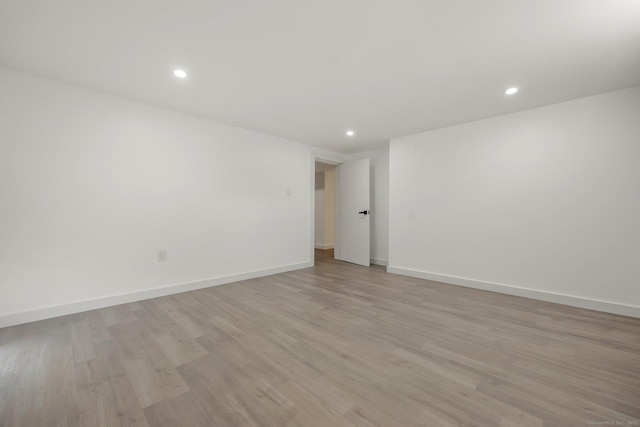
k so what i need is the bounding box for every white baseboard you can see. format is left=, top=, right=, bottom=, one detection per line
left=314, top=244, right=334, bottom=250
left=0, top=294, right=133, bottom=329
left=371, top=258, right=388, bottom=267
left=386, top=266, right=640, bottom=318
left=0, top=261, right=312, bottom=328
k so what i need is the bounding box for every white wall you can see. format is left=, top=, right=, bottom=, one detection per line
left=324, top=170, right=335, bottom=247
left=349, top=146, right=390, bottom=266
left=314, top=172, right=326, bottom=247
left=389, top=86, right=640, bottom=316
left=0, top=68, right=313, bottom=326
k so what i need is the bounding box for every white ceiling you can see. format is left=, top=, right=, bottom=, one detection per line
left=1, top=0, right=639, bottom=153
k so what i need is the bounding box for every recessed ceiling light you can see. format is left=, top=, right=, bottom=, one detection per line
left=505, top=87, right=518, bottom=95
left=173, top=69, right=188, bottom=79
left=346, top=130, right=355, bottom=136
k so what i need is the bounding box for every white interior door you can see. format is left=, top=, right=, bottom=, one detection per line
left=337, top=158, right=370, bottom=266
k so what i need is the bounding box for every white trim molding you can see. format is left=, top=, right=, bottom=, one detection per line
left=314, top=244, right=335, bottom=250
left=371, top=258, right=388, bottom=267
left=386, top=266, right=640, bottom=318
left=0, top=261, right=312, bottom=328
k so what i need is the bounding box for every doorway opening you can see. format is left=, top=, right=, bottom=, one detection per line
left=314, top=161, right=336, bottom=264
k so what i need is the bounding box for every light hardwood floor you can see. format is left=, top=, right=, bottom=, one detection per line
left=1, top=249, right=639, bottom=426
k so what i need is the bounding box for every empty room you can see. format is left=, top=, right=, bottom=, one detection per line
left=1, top=1, right=639, bottom=426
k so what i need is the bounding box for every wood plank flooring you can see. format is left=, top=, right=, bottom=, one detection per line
left=1, top=249, right=639, bottom=426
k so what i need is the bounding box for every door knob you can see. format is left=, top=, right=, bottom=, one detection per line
left=358, top=210, right=370, bottom=215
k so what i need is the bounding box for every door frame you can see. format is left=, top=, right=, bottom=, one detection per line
left=309, top=151, right=346, bottom=266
